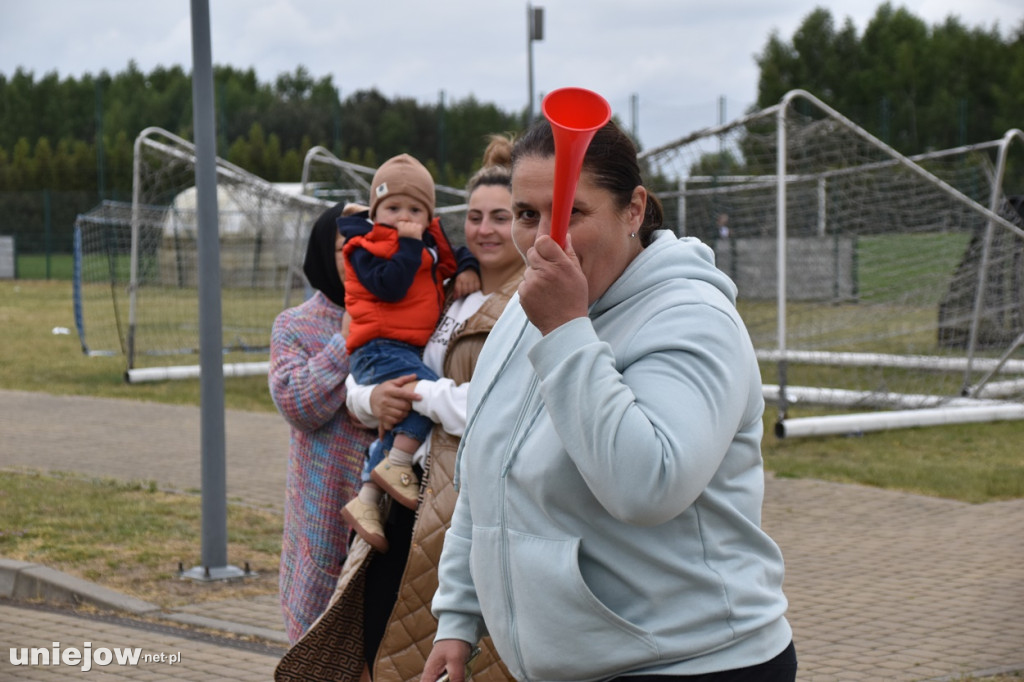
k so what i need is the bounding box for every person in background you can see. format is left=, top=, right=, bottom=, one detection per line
left=338, top=153, right=480, bottom=553
left=423, top=117, right=797, bottom=682
left=268, top=202, right=375, bottom=645
left=274, top=136, right=523, bottom=682
left=716, top=211, right=731, bottom=240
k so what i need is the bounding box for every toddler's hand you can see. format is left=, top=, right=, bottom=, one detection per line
left=454, top=269, right=482, bottom=298
left=396, top=219, right=427, bottom=240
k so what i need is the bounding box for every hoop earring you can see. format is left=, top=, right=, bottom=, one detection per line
left=512, top=219, right=530, bottom=265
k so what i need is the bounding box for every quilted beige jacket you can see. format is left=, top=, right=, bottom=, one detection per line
left=276, top=273, right=522, bottom=682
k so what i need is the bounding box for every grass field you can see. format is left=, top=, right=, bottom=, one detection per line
left=15, top=253, right=75, bottom=280
left=0, top=469, right=282, bottom=608
left=2, top=279, right=274, bottom=410
left=856, top=231, right=971, bottom=305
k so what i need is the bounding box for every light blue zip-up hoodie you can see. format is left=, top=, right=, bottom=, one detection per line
left=433, top=231, right=792, bottom=681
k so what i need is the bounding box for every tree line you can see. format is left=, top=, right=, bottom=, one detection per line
left=0, top=62, right=524, bottom=197
left=3, top=2, right=1022, bottom=195
left=755, top=3, right=1024, bottom=154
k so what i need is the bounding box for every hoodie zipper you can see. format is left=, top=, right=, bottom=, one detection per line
left=499, top=371, right=540, bottom=679
left=464, top=313, right=540, bottom=679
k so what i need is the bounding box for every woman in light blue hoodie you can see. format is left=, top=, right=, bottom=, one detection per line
left=423, top=117, right=796, bottom=682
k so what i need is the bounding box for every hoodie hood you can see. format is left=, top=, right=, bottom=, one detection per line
left=591, top=231, right=738, bottom=317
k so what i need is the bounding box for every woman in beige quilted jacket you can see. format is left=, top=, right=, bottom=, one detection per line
left=275, top=136, right=526, bottom=682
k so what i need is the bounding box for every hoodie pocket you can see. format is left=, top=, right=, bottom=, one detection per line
left=474, top=528, right=660, bottom=681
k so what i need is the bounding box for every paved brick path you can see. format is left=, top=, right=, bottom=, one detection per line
left=0, top=600, right=282, bottom=680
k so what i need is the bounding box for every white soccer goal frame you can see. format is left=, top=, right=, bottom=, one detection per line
left=75, top=132, right=473, bottom=383
left=640, top=89, right=1024, bottom=436
left=121, top=127, right=334, bottom=380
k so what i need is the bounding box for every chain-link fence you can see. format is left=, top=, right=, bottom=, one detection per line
left=0, top=190, right=126, bottom=279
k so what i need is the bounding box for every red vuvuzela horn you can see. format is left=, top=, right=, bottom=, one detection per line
left=541, top=87, right=612, bottom=248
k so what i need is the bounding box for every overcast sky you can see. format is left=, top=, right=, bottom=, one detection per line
left=1, top=0, right=1021, bottom=152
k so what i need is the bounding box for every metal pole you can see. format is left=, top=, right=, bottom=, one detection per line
left=718, top=95, right=726, bottom=157
left=127, top=131, right=144, bottom=372
left=677, top=178, right=686, bottom=237
left=183, top=0, right=244, bottom=581
left=526, top=5, right=544, bottom=122
left=775, top=96, right=789, bottom=421
left=527, top=4, right=535, bottom=121
left=95, top=81, right=106, bottom=202
left=438, top=90, right=446, bottom=180
left=334, top=87, right=342, bottom=156
left=44, top=189, right=52, bottom=280
left=963, top=128, right=1016, bottom=394
left=630, top=93, right=638, bottom=141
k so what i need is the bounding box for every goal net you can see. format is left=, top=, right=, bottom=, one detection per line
left=74, top=127, right=334, bottom=379
left=639, top=90, right=1024, bottom=436
left=74, top=132, right=471, bottom=382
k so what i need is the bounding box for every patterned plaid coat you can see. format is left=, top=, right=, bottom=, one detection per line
left=269, top=290, right=375, bottom=644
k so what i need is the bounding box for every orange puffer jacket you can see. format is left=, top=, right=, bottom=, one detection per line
left=342, top=216, right=458, bottom=354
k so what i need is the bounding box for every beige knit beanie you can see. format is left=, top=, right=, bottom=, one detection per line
left=369, top=154, right=435, bottom=219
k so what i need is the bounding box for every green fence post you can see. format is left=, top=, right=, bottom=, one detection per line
left=44, top=189, right=52, bottom=280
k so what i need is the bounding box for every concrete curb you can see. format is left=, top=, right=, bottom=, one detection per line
left=0, top=558, right=288, bottom=645
left=0, top=558, right=160, bottom=615
left=162, top=612, right=290, bottom=644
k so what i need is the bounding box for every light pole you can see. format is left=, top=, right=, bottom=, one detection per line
left=527, top=4, right=544, bottom=121
left=182, top=0, right=247, bottom=583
